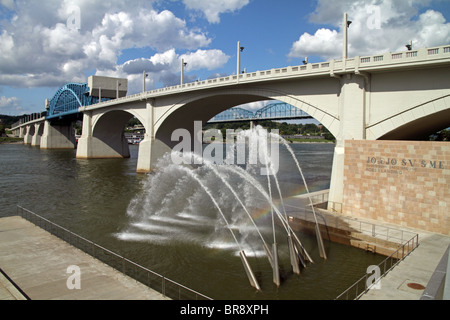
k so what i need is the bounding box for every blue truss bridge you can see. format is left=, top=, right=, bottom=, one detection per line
left=46, top=82, right=112, bottom=120
left=208, top=102, right=313, bottom=123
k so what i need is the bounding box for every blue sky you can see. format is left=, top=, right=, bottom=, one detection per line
left=0, top=0, right=449, bottom=116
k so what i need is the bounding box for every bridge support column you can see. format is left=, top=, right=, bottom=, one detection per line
left=23, top=125, right=32, bottom=145
left=41, top=121, right=76, bottom=149
left=137, top=100, right=171, bottom=173
left=76, top=111, right=94, bottom=159
left=136, top=136, right=153, bottom=173
left=137, top=101, right=155, bottom=173
left=328, top=74, right=368, bottom=210
left=31, top=123, right=42, bottom=146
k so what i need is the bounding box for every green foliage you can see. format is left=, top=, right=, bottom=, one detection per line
left=430, top=129, right=450, bottom=141
left=0, top=114, right=23, bottom=128
left=0, top=137, right=23, bottom=143
left=204, top=121, right=336, bottom=141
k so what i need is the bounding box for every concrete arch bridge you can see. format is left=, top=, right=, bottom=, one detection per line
left=11, top=45, right=450, bottom=206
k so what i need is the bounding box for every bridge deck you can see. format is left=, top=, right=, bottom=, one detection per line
left=0, top=216, right=169, bottom=300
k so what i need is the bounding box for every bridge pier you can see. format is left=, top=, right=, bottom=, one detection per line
left=76, top=110, right=131, bottom=160
left=23, top=125, right=32, bottom=145
left=136, top=101, right=173, bottom=173
left=328, top=73, right=367, bottom=209
left=136, top=137, right=172, bottom=173
left=40, top=121, right=76, bottom=149
left=136, top=101, right=154, bottom=173
left=31, top=123, right=44, bottom=147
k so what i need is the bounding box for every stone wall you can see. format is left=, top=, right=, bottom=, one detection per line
left=343, top=140, right=449, bottom=235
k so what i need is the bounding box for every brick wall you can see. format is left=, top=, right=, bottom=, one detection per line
left=343, top=140, right=449, bottom=235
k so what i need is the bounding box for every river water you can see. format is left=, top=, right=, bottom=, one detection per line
left=0, top=141, right=384, bottom=300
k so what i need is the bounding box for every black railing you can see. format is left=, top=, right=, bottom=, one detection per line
left=17, top=205, right=212, bottom=300
left=335, top=234, right=419, bottom=300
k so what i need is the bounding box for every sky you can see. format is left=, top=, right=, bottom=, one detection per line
left=0, top=0, right=449, bottom=116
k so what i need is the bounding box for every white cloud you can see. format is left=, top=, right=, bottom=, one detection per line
left=181, top=49, right=230, bottom=71
left=289, top=0, right=450, bottom=60
left=0, top=95, right=26, bottom=114
left=115, top=48, right=230, bottom=92
left=0, top=96, right=19, bottom=109
left=183, top=0, right=250, bottom=23
left=239, top=100, right=272, bottom=112
left=0, top=0, right=15, bottom=10
left=0, top=1, right=212, bottom=88
left=289, top=29, right=341, bottom=61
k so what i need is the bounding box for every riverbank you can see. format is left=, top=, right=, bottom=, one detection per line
left=0, top=137, right=23, bottom=144
left=288, top=139, right=335, bottom=144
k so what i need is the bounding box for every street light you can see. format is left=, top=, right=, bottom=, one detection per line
left=116, top=80, right=121, bottom=99
left=343, top=13, right=352, bottom=59
left=406, top=40, right=413, bottom=51
left=181, top=59, right=187, bottom=85
left=143, top=71, right=149, bottom=92
left=237, top=41, right=245, bottom=78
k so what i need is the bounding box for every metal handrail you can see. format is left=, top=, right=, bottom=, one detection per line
left=17, top=205, right=212, bottom=300
left=291, top=205, right=418, bottom=245
left=335, top=233, right=419, bottom=300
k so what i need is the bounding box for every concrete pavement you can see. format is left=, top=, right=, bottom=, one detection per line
left=0, top=216, right=169, bottom=300
left=360, top=228, right=450, bottom=300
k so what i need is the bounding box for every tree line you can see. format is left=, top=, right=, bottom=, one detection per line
left=203, top=121, right=336, bottom=141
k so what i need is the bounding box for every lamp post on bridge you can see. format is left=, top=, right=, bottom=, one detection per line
left=237, top=41, right=245, bottom=80
left=143, top=71, right=149, bottom=93
left=343, top=13, right=352, bottom=60
left=181, top=59, right=187, bottom=86
left=116, top=80, right=122, bottom=99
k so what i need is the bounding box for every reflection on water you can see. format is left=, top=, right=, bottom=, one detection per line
left=0, top=142, right=384, bottom=300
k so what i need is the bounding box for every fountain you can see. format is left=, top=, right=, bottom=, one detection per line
left=275, top=134, right=328, bottom=260
left=119, top=125, right=327, bottom=291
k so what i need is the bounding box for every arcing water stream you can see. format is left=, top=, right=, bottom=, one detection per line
left=119, top=126, right=328, bottom=291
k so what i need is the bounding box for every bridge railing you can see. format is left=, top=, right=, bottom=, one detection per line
left=17, top=205, right=212, bottom=301
left=82, top=44, right=450, bottom=112
left=12, top=113, right=47, bottom=129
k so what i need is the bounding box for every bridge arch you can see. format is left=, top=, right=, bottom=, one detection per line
left=48, top=83, right=87, bottom=118
left=368, top=94, right=450, bottom=140
left=47, top=82, right=112, bottom=119
left=90, top=109, right=145, bottom=159
left=92, top=107, right=146, bottom=133
left=154, top=87, right=340, bottom=146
